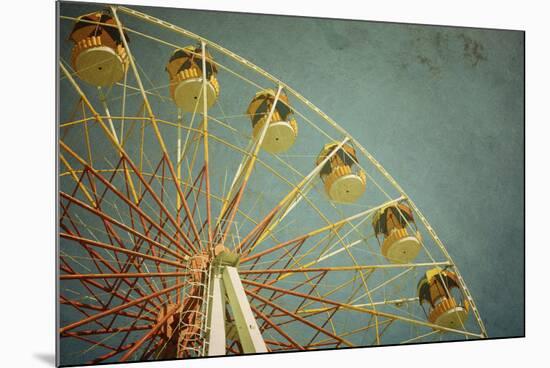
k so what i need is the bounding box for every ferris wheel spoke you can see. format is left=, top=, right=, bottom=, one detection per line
left=246, top=238, right=308, bottom=284
left=400, top=330, right=440, bottom=344
left=61, top=232, right=185, bottom=269
left=61, top=324, right=154, bottom=338
left=60, top=256, right=162, bottom=314
left=134, top=153, right=200, bottom=254
left=240, top=263, right=450, bottom=276
left=140, top=337, right=165, bottom=361
left=86, top=295, right=174, bottom=363
left=132, top=155, right=183, bottom=247
left=60, top=140, right=197, bottom=256
left=250, top=271, right=326, bottom=308
left=271, top=230, right=380, bottom=342
left=319, top=318, right=389, bottom=344
left=137, top=153, right=197, bottom=262
left=255, top=272, right=329, bottom=335
left=302, top=306, right=342, bottom=348
left=59, top=259, right=109, bottom=312
left=298, top=297, right=423, bottom=316
left=59, top=297, right=155, bottom=346
left=236, top=138, right=351, bottom=256
left=59, top=224, right=133, bottom=307
left=61, top=42, right=202, bottom=254
left=271, top=211, right=381, bottom=341
left=199, top=42, right=214, bottom=245
left=264, top=339, right=294, bottom=350
left=59, top=297, right=157, bottom=325
left=293, top=270, right=373, bottom=327
left=251, top=277, right=335, bottom=340
left=62, top=187, right=175, bottom=296
left=119, top=304, right=180, bottom=362
left=249, top=305, right=305, bottom=351
left=60, top=295, right=110, bottom=332
left=60, top=280, right=185, bottom=334
left=60, top=272, right=189, bottom=280
left=244, top=288, right=354, bottom=348
left=87, top=342, right=136, bottom=365
left=60, top=197, right=181, bottom=311
left=242, top=278, right=483, bottom=338
left=106, top=294, right=156, bottom=352
left=60, top=191, right=185, bottom=261
left=213, top=85, right=284, bottom=247
left=60, top=153, right=97, bottom=207
left=110, top=7, right=205, bottom=251
left=68, top=333, right=121, bottom=356
left=240, top=196, right=405, bottom=265
left=175, top=162, right=209, bottom=247
left=63, top=63, right=144, bottom=207
left=59, top=240, right=157, bottom=312
left=84, top=162, right=155, bottom=280
left=61, top=240, right=179, bottom=313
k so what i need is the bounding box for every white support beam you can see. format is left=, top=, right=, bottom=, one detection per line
left=222, top=266, right=267, bottom=353
left=207, top=270, right=226, bottom=356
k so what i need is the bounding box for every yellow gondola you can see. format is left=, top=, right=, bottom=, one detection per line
left=69, top=10, right=129, bottom=86
left=316, top=142, right=366, bottom=203
left=246, top=89, right=298, bottom=153
left=372, top=202, right=422, bottom=263
left=166, top=46, right=220, bottom=112
left=417, top=268, right=470, bottom=329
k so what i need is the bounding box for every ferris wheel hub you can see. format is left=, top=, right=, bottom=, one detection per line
left=213, top=245, right=240, bottom=266
left=173, top=77, right=219, bottom=112
left=74, top=46, right=126, bottom=87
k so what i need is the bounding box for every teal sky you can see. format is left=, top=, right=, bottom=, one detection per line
left=58, top=1, right=524, bottom=364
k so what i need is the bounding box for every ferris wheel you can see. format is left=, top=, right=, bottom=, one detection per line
left=57, top=5, right=487, bottom=365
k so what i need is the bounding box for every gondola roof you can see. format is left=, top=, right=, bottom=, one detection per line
left=70, top=11, right=129, bottom=45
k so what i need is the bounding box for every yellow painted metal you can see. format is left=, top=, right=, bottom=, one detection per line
left=59, top=153, right=96, bottom=207
left=59, top=62, right=140, bottom=204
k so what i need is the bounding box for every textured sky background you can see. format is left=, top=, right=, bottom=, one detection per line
left=60, top=1, right=524, bottom=341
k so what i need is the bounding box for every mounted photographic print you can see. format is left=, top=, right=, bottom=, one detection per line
left=56, top=1, right=525, bottom=366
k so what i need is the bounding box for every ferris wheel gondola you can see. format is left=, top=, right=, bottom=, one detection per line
left=417, top=268, right=470, bottom=329
left=69, top=10, right=129, bottom=86
left=166, top=45, right=220, bottom=112
left=372, top=201, right=422, bottom=263
left=316, top=142, right=366, bottom=203
left=246, top=89, right=298, bottom=153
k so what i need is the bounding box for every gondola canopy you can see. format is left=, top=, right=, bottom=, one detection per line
left=372, top=202, right=415, bottom=237
left=246, top=89, right=293, bottom=127
left=417, top=268, right=460, bottom=306
left=166, top=46, right=217, bottom=81
left=316, top=143, right=358, bottom=177
left=69, top=11, right=129, bottom=47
